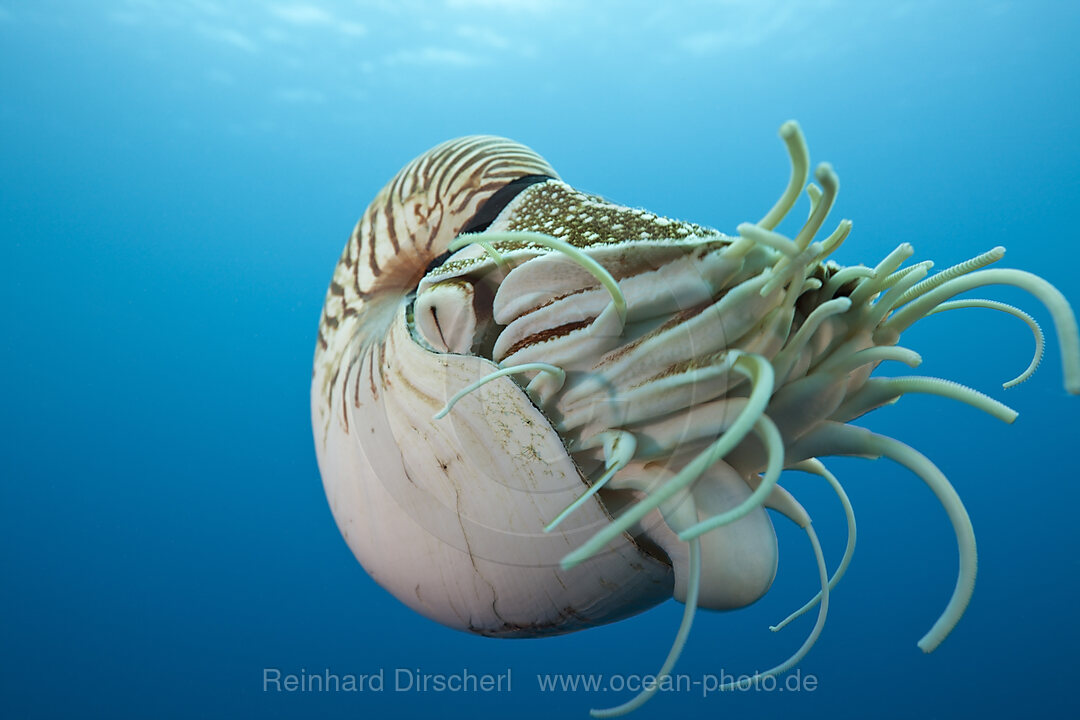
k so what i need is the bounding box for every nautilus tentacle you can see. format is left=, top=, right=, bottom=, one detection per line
left=313, top=123, right=1080, bottom=716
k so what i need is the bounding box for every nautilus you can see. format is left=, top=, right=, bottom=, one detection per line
left=311, top=122, right=1079, bottom=716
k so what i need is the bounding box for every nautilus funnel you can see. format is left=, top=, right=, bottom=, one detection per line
left=312, top=123, right=1080, bottom=717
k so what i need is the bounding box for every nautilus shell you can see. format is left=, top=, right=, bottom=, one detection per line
left=311, top=123, right=1079, bottom=716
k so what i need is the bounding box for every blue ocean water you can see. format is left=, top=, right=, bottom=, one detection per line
left=2, top=1, right=1078, bottom=718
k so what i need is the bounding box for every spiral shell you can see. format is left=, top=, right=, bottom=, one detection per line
left=312, top=136, right=677, bottom=636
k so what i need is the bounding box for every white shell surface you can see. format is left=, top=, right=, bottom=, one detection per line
left=314, top=298, right=674, bottom=637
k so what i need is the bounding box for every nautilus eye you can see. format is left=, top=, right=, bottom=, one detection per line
left=311, top=124, right=1080, bottom=717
